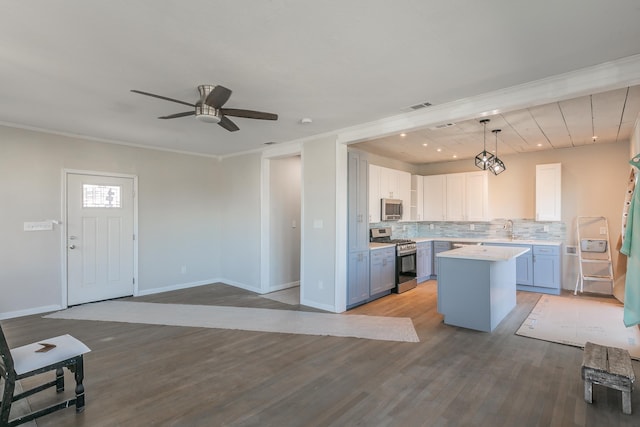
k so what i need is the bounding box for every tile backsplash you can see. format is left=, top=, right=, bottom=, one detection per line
left=371, top=219, right=566, bottom=241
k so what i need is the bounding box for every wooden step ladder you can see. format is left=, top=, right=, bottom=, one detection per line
left=574, top=216, right=614, bottom=295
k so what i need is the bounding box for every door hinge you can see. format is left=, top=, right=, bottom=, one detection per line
left=133, top=234, right=136, bottom=241
left=133, top=278, right=135, bottom=284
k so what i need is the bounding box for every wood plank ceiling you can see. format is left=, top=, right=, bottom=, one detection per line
left=353, top=85, right=640, bottom=164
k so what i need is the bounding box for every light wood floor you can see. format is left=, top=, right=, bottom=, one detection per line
left=2, top=282, right=638, bottom=426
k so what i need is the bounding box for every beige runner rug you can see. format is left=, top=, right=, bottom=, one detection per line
left=516, top=295, right=640, bottom=359
left=45, top=301, right=419, bottom=343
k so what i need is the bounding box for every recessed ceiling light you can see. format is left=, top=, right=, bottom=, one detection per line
left=453, top=155, right=457, bottom=158
left=300, top=118, right=312, bottom=124
left=437, top=148, right=442, bottom=152
left=400, top=133, right=406, bottom=137
left=537, top=143, right=543, bottom=147
left=422, top=143, right=428, bottom=147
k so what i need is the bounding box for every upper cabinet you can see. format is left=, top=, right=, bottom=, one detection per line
left=369, top=165, right=411, bottom=222
left=464, top=171, right=489, bottom=221
left=422, top=174, right=446, bottom=221
left=368, top=164, right=381, bottom=223
left=535, top=163, right=561, bottom=221
left=422, top=171, right=489, bottom=221
left=411, top=175, right=424, bottom=221
left=445, top=173, right=465, bottom=221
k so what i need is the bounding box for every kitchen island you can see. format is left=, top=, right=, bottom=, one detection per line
left=436, top=245, right=530, bottom=332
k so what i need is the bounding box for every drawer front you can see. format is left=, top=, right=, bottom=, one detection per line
left=533, top=245, right=560, bottom=255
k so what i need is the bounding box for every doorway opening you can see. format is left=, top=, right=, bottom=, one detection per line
left=261, top=155, right=302, bottom=301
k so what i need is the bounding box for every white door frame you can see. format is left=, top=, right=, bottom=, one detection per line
left=61, top=169, right=139, bottom=308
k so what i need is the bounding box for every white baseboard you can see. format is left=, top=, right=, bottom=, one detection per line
left=300, top=297, right=336, bottom=313
left=220, top=278, right=261, bottom=293
left=0, top=304, right=63, bottom=320
left=267, top=281, right=300, bottom=293
left=136, top=279, right=222, bottom=297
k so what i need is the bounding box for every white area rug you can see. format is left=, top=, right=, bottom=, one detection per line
left=260, top=287, right=300, bottom=305
left=516, top=295, right=640, bottom=359
left=45, top=301, right=419, bottom=343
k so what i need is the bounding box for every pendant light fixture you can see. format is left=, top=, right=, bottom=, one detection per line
left=491, top=129, right=506, bottom=175
left=475, top=119, right=495, bottom=170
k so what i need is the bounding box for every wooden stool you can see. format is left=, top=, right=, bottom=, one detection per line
left=582, top=341, right=635, bottom=415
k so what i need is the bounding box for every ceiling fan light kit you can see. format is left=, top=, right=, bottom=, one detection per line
left=475, top=118, right=495, bottom=170
left=131, top=84, right=278, bottom=132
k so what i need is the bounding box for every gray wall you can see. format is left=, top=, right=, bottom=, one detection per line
left=0, top=125, right=221, bottom=317
left=217, top=152, right=263, bottom=292
left=301, top=136, right=339, bottom=310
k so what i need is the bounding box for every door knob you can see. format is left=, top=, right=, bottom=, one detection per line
left=69, top=245, right=76, bottom=250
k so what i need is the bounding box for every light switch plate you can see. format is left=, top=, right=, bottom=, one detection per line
left=24, top=221, right=53, bottom=231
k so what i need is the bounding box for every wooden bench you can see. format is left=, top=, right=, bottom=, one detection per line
left=582, top=341, right=635, bottom=414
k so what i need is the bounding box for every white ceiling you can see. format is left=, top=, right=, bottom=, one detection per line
left=354, top=85, right=640, bottom=164
left=1, top=1, right=640, bottom=158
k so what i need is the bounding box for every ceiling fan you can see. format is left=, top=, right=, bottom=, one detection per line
left=131, top=85, right=278, bottom=132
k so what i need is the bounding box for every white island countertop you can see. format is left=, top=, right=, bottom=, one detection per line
left=436, top=245, right=530, bottom=261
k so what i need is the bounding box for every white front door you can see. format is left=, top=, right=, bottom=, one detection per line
left=67, top=173, right=135, bottom=306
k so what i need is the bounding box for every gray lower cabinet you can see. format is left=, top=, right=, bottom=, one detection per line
left=370, top=247, right=395, bottom=295
left=416, top=241, right=433, bottom=282
left=485, top=242, right=560, bottom=295
left=348, top=251, right=370, bottom=306
left=433, top=241, right=452, bottom=276
left=347, top=151, right=370, bottom=308
left=532, top=245, right=561, bottom=294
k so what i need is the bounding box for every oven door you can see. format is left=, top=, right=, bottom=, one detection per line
left=395, top=251, right=417, bottom=293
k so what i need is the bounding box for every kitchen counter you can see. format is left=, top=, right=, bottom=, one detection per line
left=369, top=242, right=395, bottom=250
left=436, top=244, right=527, bottom=332
left=412, top=236, right=562, bottom=246
left=436, top=245, right=530, bottom=261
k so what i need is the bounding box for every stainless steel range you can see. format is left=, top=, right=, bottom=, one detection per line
left=370, top=228, right=417, bottom=293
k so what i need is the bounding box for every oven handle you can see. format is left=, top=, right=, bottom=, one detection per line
left=397, top=249, right=416, bottom=256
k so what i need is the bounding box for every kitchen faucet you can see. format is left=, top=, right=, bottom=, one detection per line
left=504, top=219, right=514, bottom=239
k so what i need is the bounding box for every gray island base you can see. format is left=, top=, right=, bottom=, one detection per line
left=436, top=245, right=530, bottom=332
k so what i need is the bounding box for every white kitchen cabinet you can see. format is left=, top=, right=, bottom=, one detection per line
left=416, top=241, right=433, bottom=282
left=536, top=163, right=561, bottom=221
left=411, top=175, right=424, bottom=221
left=464, top=171, right=489, bottom=221
left=445, top=173, right=465, bottom=221
left=422, top=171, right=489, bottom=222
left=369, top=165, right=412, bottom=222
left=368, top=164, right=381, bottom=223
left=423, top=174, right=446, bottom=221
left=397, top=171, right=411, bottom=221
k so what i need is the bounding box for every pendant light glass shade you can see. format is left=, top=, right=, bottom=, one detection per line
left=475, top=119, right=495, bottom=170
left=491, top=129, right=506, bottom=175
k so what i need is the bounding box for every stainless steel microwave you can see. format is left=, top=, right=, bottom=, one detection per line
left=381, top=198, right=402, bottom=221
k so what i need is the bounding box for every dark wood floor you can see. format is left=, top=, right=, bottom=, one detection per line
left=2, top=282, right=638, bottom=426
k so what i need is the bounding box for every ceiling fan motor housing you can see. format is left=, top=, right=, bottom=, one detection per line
left=196, top=85, right=221, bottom=123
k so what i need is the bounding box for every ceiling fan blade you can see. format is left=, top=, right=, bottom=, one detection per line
left=158, top=111, right=196, bottom=119
left=205, top=85, right=232, bottom=108
left=218, top=115, right=240, bottom=132
left=131, top=90, right=195, bottom=107
left=220, top=108, right=278, bottom=120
